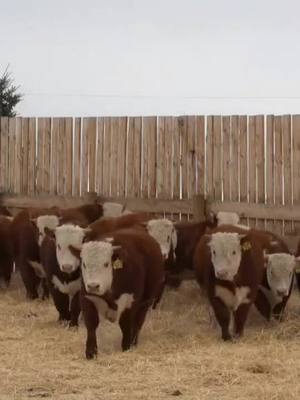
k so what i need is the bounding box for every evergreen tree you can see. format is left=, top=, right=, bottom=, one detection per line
left=0, top=66, right=22, bottom=117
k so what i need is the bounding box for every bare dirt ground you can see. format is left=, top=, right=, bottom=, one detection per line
left=1, top=274, right=300, bottom=400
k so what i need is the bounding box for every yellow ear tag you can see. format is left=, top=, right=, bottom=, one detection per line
left=113, top=258, right=123, bottom=270
left=241, top=241, right=251, bottom=252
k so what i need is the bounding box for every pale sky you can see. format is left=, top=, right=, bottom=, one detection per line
left=1, top=0, right=300, bottom=116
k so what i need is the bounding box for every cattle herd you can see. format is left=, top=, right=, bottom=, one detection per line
left=0, top=203, right=300, bottom=359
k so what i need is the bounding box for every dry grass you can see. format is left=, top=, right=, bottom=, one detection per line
left=1, top=275, right=300, bottom=400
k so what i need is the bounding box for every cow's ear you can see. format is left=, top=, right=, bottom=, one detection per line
left=69, top=245, right=81, bottom=260
left=238, top=234, right=248, bottom=242
left=44, top=227, right=55, bottom=239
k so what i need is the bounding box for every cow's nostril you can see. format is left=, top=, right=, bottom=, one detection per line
left=87, top=283, right=100, bottom=290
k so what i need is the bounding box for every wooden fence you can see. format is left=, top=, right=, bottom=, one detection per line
left=0, top=115, right=300, bottom=235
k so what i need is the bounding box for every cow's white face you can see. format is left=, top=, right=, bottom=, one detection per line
left=55, top=225, right=85, bottom=274
left=208, top=232, right=244, bottom=281
left=81, top=241, right=115, bottom=295
left=36, top=215, right=60, bottom=246
left=217, top=211, right=239, bottom=226
left=146, top=219, right=177, bottom=259
left=265, top=253, right=295, bottom=298
left=103, top=202, right=124, bottom=217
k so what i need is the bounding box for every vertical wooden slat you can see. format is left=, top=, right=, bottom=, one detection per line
left=73, top=118, right=81, bottom=196
left=110, top=117, right=119, bottom=197
left=50, top=118, right=59, bottom=194
left=165, top=117, right=173, bottom=199
left=81, top=118, right=89, bottom=195
left=274, top=116, right=283, bottom=235
left=57, top=118, right=65, bottom=195
left=8, top=118, right=16, bottom=192
left=222, top=116, right=231, bottom=201
left=0, top=117, right=9, bottom=192
left=21, top=118, right=29, bottom=194
left=195, top=116, right=205, bottom=195
left=118, top=117, right=127, bottom=197
left=180, top=116, right=188, bottom=199
left=212, top=116, right=222, bottom=200
left=157, top=117, right=166, bottom=198
left=239, top=116, right=248, bottom=202
left=126, top=117, right=134, bottom=197
left=36, top=118, right=45, bottom=193
left=256, top=115, right=265, bottom=229
left=173, top=118, right=180, bottom=199
left=282, top=115, right=293, bottom=234
left=206, top=116, right=213, bottom=198
left=28, top=118, right=36, bottom=194
left=96, top=117, right=104, bottom=195
left=65, top=118, right=73, bottom=195
left=86, top=117, right=96, bottom=194
left=187, top=116, right=196, bottom=198
left=293, top=115, right=300, bottom=233
left=133, top=117, right=142, bottom=197
left=248, top=116, right=256, bottom=227
left=43, top=118, right=51, bottom=193
left=266, top=115, right=275, bottom=231
left=143, top=117, right=156, bottom=198
left=231, top=116, right=239, bottom=202
left=14, top=117, right=22, bottom=193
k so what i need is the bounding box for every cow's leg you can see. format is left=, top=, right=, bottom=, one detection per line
left=233, top=303, right=252, bottom=338
left=41, top=278, right=50, bottom=300
left=81, top=296, right=99, bottom=359
left=273, top=298, right=289, bottom=322
left=69, top=291, right=81, bottom=327
left=19, top=260, right=40, bottom=299
left=132, top=303, right=150, bottom=346
left=210, top=297, right=232, bottom=341
left=119, top=309, right=134, bottom=351
left=254, top=289, right=272, bottom=321
left=50, top=287, right=71, bottom=322
left=152, top=280, right=165, bottom=309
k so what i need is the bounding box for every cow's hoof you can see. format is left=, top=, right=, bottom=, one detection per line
left=86, top=349, right=97, bottom=360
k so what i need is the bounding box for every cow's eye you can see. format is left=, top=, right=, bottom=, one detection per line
left=39, top=232, right=42, bottom=236
left=82, top=263, right=86, bottom=269
left=57, top=244, right=61, bottom=250
left=167, top=235, right=170, bottom=242
left=213, top=250, right=216, bottom=256
left=104, top=262, right=109, bottom=268
left=232, top=251, right=236, bottom=255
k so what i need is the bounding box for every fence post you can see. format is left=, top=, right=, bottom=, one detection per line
left=192, top=194, right=206, bottom=221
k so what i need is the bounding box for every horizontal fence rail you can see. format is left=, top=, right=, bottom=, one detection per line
left=0, top=115, right=299, bottom=232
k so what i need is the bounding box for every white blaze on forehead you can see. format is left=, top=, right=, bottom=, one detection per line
left=208, top=232, right=243, bottom=281
left=266, top=253, right=295, bottom=297
left=217, top=211, right=240, bottom=226
left=36, top=215, right=60, bottom=246
left=146, top=219, right=176, bottom=258
left=55, top=224, right=85, bottom=273
left=103, top=202, right=124, bottom=217
left=81, top=241, right=114, bottom=295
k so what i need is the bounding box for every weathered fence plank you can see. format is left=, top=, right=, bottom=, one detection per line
left=222, top=116, right=230, bottom=201
left=195, top=116, right=205, bottom=196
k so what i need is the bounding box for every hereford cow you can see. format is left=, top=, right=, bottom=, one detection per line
left=80, top=228, right=164, bottom=359
left=39, top=228, right=83, bottom=326
left=211, top=225, right=296, bottom=321
left=194, top=230, right=265, bottom=341
left=0, top=216, right=14, bottom=287
left=11, top=210, right=49, bottom=299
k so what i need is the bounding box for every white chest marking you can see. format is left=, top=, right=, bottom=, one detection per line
left=85, top=293, right=134, bottom=323
left=215, top=285, right=251, bottom=311
left=258, top=285, right=282, bottom=309
left=28, top=261, right=46, bottom=278
left=52, top=275, right=81, bottom=296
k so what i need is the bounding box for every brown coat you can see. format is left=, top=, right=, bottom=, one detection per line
left=81, top=227, right=164, bottom=359
left=0, top=216, right=14, bottom=285
left=60, top=203, right=103, bottom=227
left=194, top=228, right=265, bottom=341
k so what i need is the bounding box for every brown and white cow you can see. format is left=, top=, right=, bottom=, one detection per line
left=80, top=228, right=164, bottom=359
left=194, top=230, right=265, bottom=341
left=212, top=225, right=296, bottom=321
